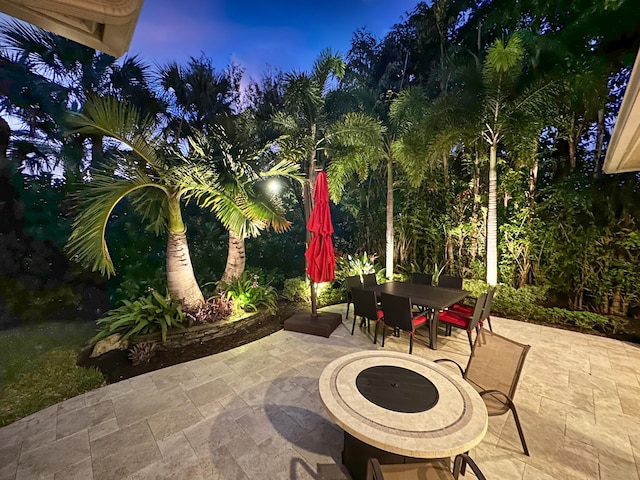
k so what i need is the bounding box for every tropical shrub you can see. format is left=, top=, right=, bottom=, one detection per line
left=220, top=271, right=277, bottom=314
left=91, top=289, right=186, bottom=343
left=282, top=276, right=309, bottom=303
left=335, top=252, right=377, bottom=282
left=282, top=276, right=343, bottom=307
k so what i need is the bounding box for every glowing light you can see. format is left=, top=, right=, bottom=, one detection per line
left=267, top=179, right=283, bottom=195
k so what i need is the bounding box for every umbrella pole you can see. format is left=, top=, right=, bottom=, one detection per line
left=310, top=281, right=318, bottom=317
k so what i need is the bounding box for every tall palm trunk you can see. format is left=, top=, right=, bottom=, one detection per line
left=385, top=154, right=394, bottom=280
left=166, top=195, right=204, bottom=309
left=220, top=233, right=246, bottom=285
left=486, top=141, right=498, bottom=286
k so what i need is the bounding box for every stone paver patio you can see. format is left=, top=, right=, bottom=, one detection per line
left=1, top=303, right=640, bottom=479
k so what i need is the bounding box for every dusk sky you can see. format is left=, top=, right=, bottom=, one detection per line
left=128, top=0, right=420, bottom=81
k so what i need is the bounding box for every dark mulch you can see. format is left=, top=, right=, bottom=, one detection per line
left=77, top=300, right=305, bottom=384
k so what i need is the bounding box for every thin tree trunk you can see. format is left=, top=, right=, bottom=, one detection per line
left=568, top=136, right=576, bottom=171
left=486, top=141, right=498, bottom=286
left=307, top=126, right=318, bottom=315
left=166, top=196, right=204, bottom=310
left=385, top=154, right=394, bottom=280
left=469, top=150, right=481, bottom=262
left=220, top=233, right=246, bottom=285
left=594, top=108, right=605, bottom=175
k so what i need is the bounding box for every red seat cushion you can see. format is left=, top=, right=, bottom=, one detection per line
left=451, top=303, right=473, bottom=315
left=439, top=310, right=470, bottom=328
left=377, top=309, right=385, bottom=319
left=412, top=315, right=428, bottom=328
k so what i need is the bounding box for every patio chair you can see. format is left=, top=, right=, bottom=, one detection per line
left=362, top=273, right=378, bottom=287
left=351, top=287, right=385, bottom=344
left=438, top=275, right=463, bottom=289
left=439, top=293, right=487, bottom=350
left=452, top=287, right=494, bottom=332
left=380, top=293, right=429, bottom=354
left=410, top=272, right=433, bottom=285
left=344, top=275, right=363, bottom=319
left=436, top=328, right=531, bottom=456
left=366, top=453, right=487, bottom=480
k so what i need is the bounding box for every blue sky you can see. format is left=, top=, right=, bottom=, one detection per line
left=129, top=0, right=419, bottom=81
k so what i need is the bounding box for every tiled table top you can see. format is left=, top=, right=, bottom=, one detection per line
left=318, top=350, right=488, bottom=458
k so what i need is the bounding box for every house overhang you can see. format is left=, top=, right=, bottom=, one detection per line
left=0, top=0, right=144, bottom=57
left=603, top=48, right=640, bottom=174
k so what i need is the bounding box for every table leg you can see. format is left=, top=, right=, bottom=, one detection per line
left=430, top=310, right=440, bottom=349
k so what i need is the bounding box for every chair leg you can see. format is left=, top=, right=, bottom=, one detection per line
left=346, top=302, right=350, bottom=319
left=487, top=315, right=493, bottom=331
left=351, top=315, right=357, bottom=335
left=467, top=330, right=473, bottom=350
left=381, top=324, right=386, bottom=347
left=509, top=402, right=530, bottom=456
left=409, top=333, right=414, bottom=354
left=373, top=322, right=379, bottom=344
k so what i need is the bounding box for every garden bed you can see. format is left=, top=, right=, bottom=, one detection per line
left=77, top=300, right=304, bottom=383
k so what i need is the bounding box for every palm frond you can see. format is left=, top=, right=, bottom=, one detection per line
left=66, top=172, right=168, bottom=277
left=66, top=95, right=166, bottom=172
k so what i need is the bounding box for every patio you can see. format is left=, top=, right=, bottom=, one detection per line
left=1, top=304, right=639, bottom=480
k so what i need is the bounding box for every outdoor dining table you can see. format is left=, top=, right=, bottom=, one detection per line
left=319, top=350, right=488, bottom=480
left=364, top=281, right=469, bottom=349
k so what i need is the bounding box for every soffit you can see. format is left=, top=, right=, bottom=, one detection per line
left=0, top=0, right=144, bottom=57
left=604, top=48, right=640, bottom=174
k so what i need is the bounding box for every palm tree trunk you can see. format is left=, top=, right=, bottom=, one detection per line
left=385, top=154, right=394, bottom=281
left=486, top=141, right=498, bottom=286
left=220, top=233, right=246, bottom=285
left=469, top=149, right=481, bottom=262
left=166, top=195, right=204, bottom=310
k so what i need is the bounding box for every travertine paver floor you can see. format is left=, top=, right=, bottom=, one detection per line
left=1, top=303, right=640, bottom=479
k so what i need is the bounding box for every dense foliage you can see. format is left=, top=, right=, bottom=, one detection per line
left=1, top=0, right=640, bottom=333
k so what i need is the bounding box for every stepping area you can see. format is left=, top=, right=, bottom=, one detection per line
left=1, top=303, right=640, bottom=479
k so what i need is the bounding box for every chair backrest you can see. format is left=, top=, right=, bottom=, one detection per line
left=362, top=273, right=378, bottom=287
left=464, top=329, right=530, bottom=405
left=410, top=273, right=433, bottom=285
left=481, top=287, right=495, bottom=321
left=344, top=275, right=363, bottom=294
left=466, top=292, right=488, bottom=330
left=351, top=287, right=380, bottom=321
left=380, top=293, right=413, bottom=331
left=438, top=275, right=463, bottom=289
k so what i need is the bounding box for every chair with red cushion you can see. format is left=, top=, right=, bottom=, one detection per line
left=437, top=275, right=463, bottom=289
left=344, top=275, right=363, bottom=319
left=439, top=292, right=487, bottom=350
left=351, top=287, right=385, bottom=344
left=452, top=287, right=494, bottom=331
left=380, top=293, right=429, bottom=354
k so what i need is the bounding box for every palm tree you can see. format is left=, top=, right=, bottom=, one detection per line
left=65, top=95, right=299, bottom=310
left=479, top=33, right=554, bottom=285
left=157, top=57, right=297, bottom=284
left=0, top=20, right=159, bottom=178
left=276, top=49, right=390, bottom=310
left=325, top=110, right=393, bottom=279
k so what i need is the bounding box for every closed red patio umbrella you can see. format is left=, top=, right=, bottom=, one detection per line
left=305, top=172, right=335, bottom=286
left=283, top=171, right=342, bottom=337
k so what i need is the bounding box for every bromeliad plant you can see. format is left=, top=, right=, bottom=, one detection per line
left=91, top=289, right=186, bottom=343
left=219, top=271, right=277, bottom=314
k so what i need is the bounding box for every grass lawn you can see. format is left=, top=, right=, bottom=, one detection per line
left=0, top=322, right=105, bottom=427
